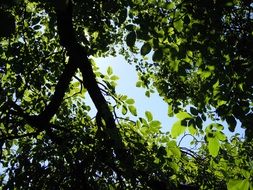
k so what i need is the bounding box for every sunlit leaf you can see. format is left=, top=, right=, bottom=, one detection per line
left=241, top=170, right=250, bottom=179
left=215, top=123, right=224, bottom=131
left=126, top=98, right=135, bottom=104
left=107, top=66, right=113, bottom=75
left=174, top=19, right=184, bottom=32
left=122, top=105, right=127, bottom=115
left=166, top=2, right=175, bottom=9
left=168, top=105, right=174, bottom=117
left=216, top=131, right=227, bottom=141
left=136, top=81, right=143, bottom=87
left=139, top=117, right=148, bottom=125
left=145, top=111, right=153, bottom=122
left=188, top=125, right=197, bottom=135
left=128, top=105, right=137, bottom=116
left=150, top=120, right=161, bottom=129
left=171, top=121, right=186, bottom=138
left=166, top=140, right=181, bottom=158
left=110, top=75, right=119, bottom=81
left=227, top=179, right=250, bottom=190
left=207, top=137, right=220, bottom=157
left=176, top=112, right=192, bottom=120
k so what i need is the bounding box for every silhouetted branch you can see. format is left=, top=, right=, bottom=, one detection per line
left=40, top=59, right=77, bottom=122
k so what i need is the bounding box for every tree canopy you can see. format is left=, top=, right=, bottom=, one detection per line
left=0, top=0, right=252, bottom=189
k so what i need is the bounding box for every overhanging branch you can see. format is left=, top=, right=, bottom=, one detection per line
left=40, top=58, right=77, bottom=122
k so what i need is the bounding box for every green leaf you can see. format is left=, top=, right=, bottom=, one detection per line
left=242, top=170, right=250, bottom=179
left=145, top=111, right=153, bottom=122
left=207, top=137, right=220, bottom=157
left=145, top=91, right=150, bottom=97
left=166, top=141, right=181, bottom=158
left=122, top=105, right=127, bottom=115
left=150, top=120, right=161, bottom=129
left=166, top=2, right=175, bottom=9
left=120, top=95, right=127, bottom=101
left=72, top=81, right=79, bottom=88
left=174, top=19, right=184, bottom=32
left=216, top=131, right=227, bottom=141
left=107, top=66, right=113, bottom=75
left=188, top=125, right=197, bottom=135
left=168, top=105, right=174, bottom=117
left=176, top=112, right=192, bottom=120
left=141, top=43, right=152, bottom=56
left=202, top=71, right=211, bottom=79
left=136, top=120, right=141, bottom=128
left=23, top=90, right=32, bottom=102
left=136, top=81, right=143, bottom=87
left=126, top=31, right=136, bottom=47
left=152, top=49, right=163, bottom=62
left=110, top=75, right=119, bottom=81
left=171, top=121, right=186, bottom=138
left=140, top=126, right=148, bottom=135
left=0, top=123, right=4, bottom=130
left=227, top=179, right=250, bottom=190
left=126, top=98, right=135, bottom=104
left=139, top=117, right=148, bottom=125
left=92, top=31, right=99, bottom=41
left=128, top=105, right=137, bottom=116
left=215, top=123, right=224, bottom=131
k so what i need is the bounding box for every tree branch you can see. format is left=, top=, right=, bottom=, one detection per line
left=7, top=101, right=70, bottom=135
left=40, top=59, right=77, bottom=122
left=54, top=0, right=135, bottom=180
left=54, top=0, right=117, bottom=130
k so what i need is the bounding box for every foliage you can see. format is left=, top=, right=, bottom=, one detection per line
left=0, top=0, right=252, bottom=189
left=127, top=0, right=253, bottom=138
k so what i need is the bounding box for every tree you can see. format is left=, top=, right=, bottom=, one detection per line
left=0, top=0, right=252, bottom=189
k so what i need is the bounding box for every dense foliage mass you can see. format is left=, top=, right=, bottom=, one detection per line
left=0, top=0, right=252, bottom=189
